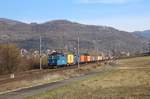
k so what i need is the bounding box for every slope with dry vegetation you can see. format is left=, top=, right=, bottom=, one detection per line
left=27, top=56, right=150, bottom=99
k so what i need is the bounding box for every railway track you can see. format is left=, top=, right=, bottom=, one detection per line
left=0, top=61, right=105, bottom=85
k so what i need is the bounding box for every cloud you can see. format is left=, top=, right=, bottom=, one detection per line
left=77, top=0, right=140, bottom=4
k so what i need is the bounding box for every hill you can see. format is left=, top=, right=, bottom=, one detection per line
left=134, top=30, right=150, bottom=39
left=0, top=18, right=148, bottom=54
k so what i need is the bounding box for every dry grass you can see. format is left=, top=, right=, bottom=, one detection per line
left=0, top=62, right=104, bottom=93
left=0, top=74, right=65, bottom=93
left=119, top=56, right=150, bottom=68
left=26, top=56, right=150, bottom=99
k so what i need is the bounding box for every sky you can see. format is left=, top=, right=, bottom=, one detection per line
left=0, top=0, right=150, bottom=32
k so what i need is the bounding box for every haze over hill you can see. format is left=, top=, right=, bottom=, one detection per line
left=0, top=18, right=148, bottom=54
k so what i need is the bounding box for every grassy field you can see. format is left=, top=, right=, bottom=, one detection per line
left=26, top=56, right=150, bottom=99
left=0, top=62, right=103, bottom=93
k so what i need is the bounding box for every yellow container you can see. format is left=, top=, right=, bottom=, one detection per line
left=67, top=54, right=74, bottom=64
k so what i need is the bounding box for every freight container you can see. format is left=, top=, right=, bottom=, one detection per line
left=67, top=54, right=74, bottom=65
left=91, top=56, right=94, bottom=62
left=97, top=56, right=103, bottom=61
left=80, top=55, right=85, bottom=63
left=87, top=55, right=91, bottom=62
left=74, top=54, right=79, bottom=64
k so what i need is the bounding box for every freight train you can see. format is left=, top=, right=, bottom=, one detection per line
left=48, top=52, right=105, bottom=68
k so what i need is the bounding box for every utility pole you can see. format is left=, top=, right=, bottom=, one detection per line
left=95, top=36, right=99, bottom=63
left=77, top=32, right=80, bottom=68
left=40, top=36, right=42, bottom=70
left=149, top=40, right=150, bottom=55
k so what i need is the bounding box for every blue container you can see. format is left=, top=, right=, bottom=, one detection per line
left=48, top=52, right=67, bottom=67
left=74, top=54, right=80, bottom=64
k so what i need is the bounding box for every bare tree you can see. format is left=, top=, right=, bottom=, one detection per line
left=0, top=44, right=21, bottom=76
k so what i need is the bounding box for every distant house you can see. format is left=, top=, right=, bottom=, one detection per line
left=21, top=49, right=28, bottom=56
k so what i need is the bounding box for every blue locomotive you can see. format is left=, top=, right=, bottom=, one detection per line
left=48, top=52, right=67, bottom=68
